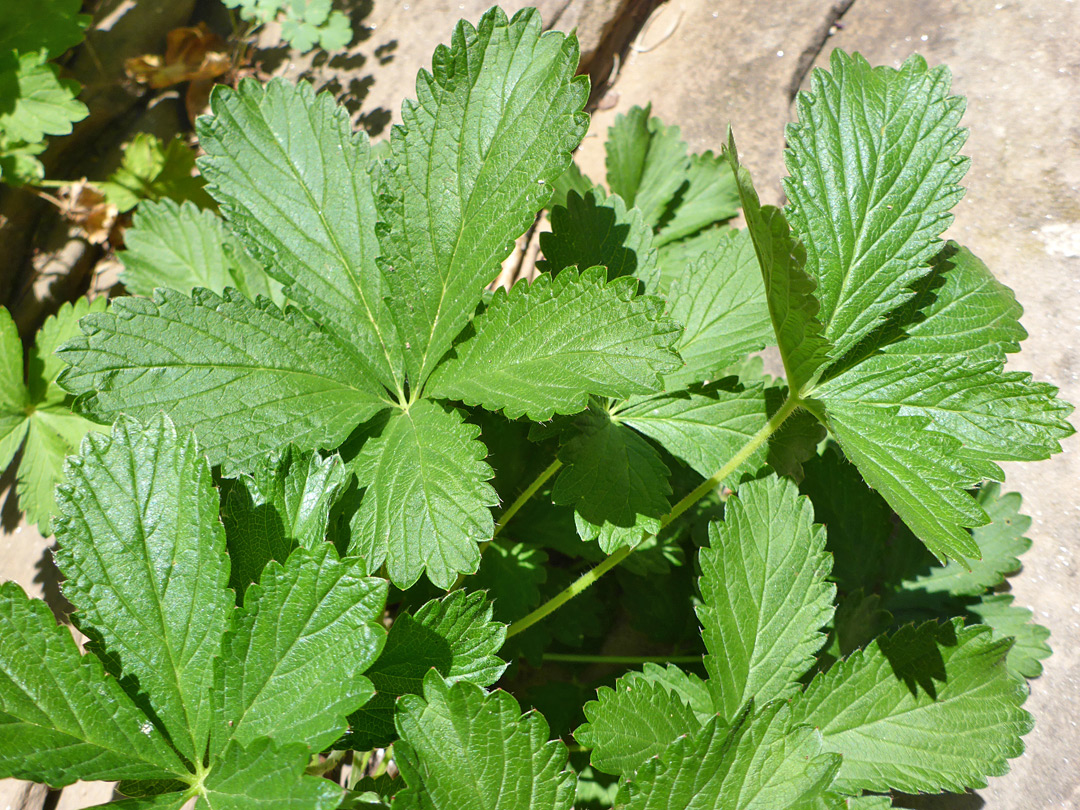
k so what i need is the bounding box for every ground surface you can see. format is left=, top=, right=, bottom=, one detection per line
left=2, top=1, right=1078, bottom=808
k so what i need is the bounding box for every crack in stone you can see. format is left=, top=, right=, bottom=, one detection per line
left=787, top=0, right=858, bottom=101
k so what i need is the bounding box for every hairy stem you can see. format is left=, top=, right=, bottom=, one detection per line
left=506, top=396, right=802, bottom=638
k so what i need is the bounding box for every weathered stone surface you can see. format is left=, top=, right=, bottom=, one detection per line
left=811, top=6, right=1080, bottom=808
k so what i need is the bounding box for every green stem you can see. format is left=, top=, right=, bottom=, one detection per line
left=506, top=395, right=801, bottom=639
left=306, top=749, right=347, bottom=777
left=543, top=653, right=702, bottom=664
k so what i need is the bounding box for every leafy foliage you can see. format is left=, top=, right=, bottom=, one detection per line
left=99, top=133, right=214, bottom=212
left=223, top=0, right=353, bottom=52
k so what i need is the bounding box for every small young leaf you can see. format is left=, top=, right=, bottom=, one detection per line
left=662, top=228, right=771, bottom=389
left=725, top=134, right=831, bottom=395
left=53, top=415, right=233, bottom=764
left=0, top=52, right=87, bottom=143
left=697, top=475, right=835, bottom=720
left=426, top=267, right=681, bottom=420
left=99, top=133, right=212, bottom=213
left=345, top=589, right=508, bottom=750
left=119, top=199, right=280, bottom=302
left=619, top=703, right=840, bottom=810
left=537, top=190, right=659, bottom=290
left=576, top=669, right=702, bottom=779
left=784, top=51, right=968, bottom=359
left=378, top=6, right=588, bottom=386
left=210, top=543, right=387, bottom=757
left=788, top=620, right=1031, bottom=794
left=551, top=408, right=671, bottom=554
left=0, top=582, right=186, bottom=785
left=198, top=78, right=400, bottom=390
left=347, top=400, right=497, bottom=588
left=59, top=288, right=390, bottom=474
left=605, top=105, right=689, bottom=228
left=394, top=671, right=575, bottom=810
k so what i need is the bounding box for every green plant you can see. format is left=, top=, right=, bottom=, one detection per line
left=0, top=0, right=89, bottom=185
left=224, top=0, right=353, bottom=53
left=0, top=6, right=1073, bottom=808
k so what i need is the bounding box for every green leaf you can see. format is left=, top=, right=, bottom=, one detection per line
left=604, top=105, right=688, bottom=228
left=653, top=150, right=740, bottom=247
left=347, top=400, right=496, bottom=587
left=551, top=408, right=671, bottom=554
left=968, top=595, right=1051, bottom=679
left=900, top=483, right=1030, bottom=597
left=0, top=0, right=88, bottom=57
left=119, top=199, right=281, bottom=303
left=99, top=133, right=213, bottom=213
left=0, top=306, right=29, bottom=470
left=0, top=582, right=186, bottom=785
left=662, top=228, right=771, bottom=389
left=784, top=51, right=968, bottom=359
left=697, top=475, right=835, bottom=720
left=619, top=703, right=840, bottom=810
left=197, top=78, right=399, bottom=391
left=200, top=738, right=343, bottom=810
left=345, top=590, right=506, bottom=750
left=58, top=288, right=390, bottom=475
left=547, top=159, right=595, bottom=209
left=426, top=267, right=680, bottom=419
left=394, top=671, right=575, bottom=810
left=222, top=447, right=348, bottom=592
left=537, top=190, right=659, bottom=291
left=788, top=620, right=1031, bottom=794
left=471, top=541, right=548, bottom=622
left=0, top=135, right=46, bottom=185
left=211, top=543, right=387, bottom=756
left=0, top=52, right=87, bottom=143
left=28, top=297, right=106, bottom=406
left=620, top=380, right=769, bottom=481
left=52, top=415, right=232, bottom=764
left=634, top=662, right=714, bottom=723
left=655, top=227, right=731, bottom=294
left=816, top=354, right=1073, bottom=561
left=725, top=134, right=831, bottom=394
left=576, top=669, right=702, bottom=778
left=377, top=6, right=588, bottom=386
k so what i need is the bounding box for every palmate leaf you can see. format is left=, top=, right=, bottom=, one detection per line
left=197, top=78, right=400, bottom=391
left=377, top=6, right=588, bottom=386
left=784, top=51, right=968, bottom=359
left=0, top=52, right=87, bottom=144
left=662, top=228, right=771, bottom=390
left=576, top=669, right=703, bottom=779
left=537, top=190, right=660, bottom=291
left=788, top=620, right=1031, bottom=794
left=346, top=590, right=506, bottom=750
left=604, top=105, right=688, bottom=229
left=617, top=703, right=840, bottom=810
left=393, top=671, right=575, bottom=810
left=53, top=415, right=234, bottom=764
left=426, top=267, right=680, bottom=419
left=0, top=582, right=186, bottom=785
left=58, top=288, right=390, bottom=475
left=725, top=134, right=831, bottom=394
left=210, top=542, right=387, bottom=757
left=697, top=475, right=835, bottom=720
left=347, top=400, right=497, bottom=588
left=119, top=199, right=282, bottom=303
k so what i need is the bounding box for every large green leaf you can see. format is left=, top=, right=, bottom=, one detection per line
left=575, top=669, right=702, bottom=779
left=619, top=703, right=840, bottom=810
left=551, top=408, right=671, bottom=554
left=211, top=543, right=387, bottom=757
left=426, top=267, right=680, bottom=419
left=604, top=105, right=688, bottom=228
left=662, top=228, right=771, bottom=390
left=347, top=400, right=497, bottom=588
left=653, top=150, right=740, bottom=247
left=788, top=620, right=1031, bottom=794
left=725, top=134, right=830, bottom=394
left=119, top=199, right=280, bottom=302
left=393, top=671, right=575, bottom=810
left=377, top=7, right=588, bottom=386
left=697, top=475, right=835, bottom=720
left=52, top=416, right=232, bottom=763
left=784, top=51, right=968, bottom=359
left=0, top=52, right=87, bottom=143
left=346, top=590, right=506, bottom=750
left=619, top=380, right=768, bottom=481
left=199, top=738, right=343, bottom=810
left=537, top=190, right=659, bottom=291
left=198, top=78, right=400, bottom=391
left=58, top=288, right=390, bottom=475
left=0, top=582, right=186, bottom=785
left=0, top=306, right=29, bottom=471
left=0, top=0, right=88, bottom=57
